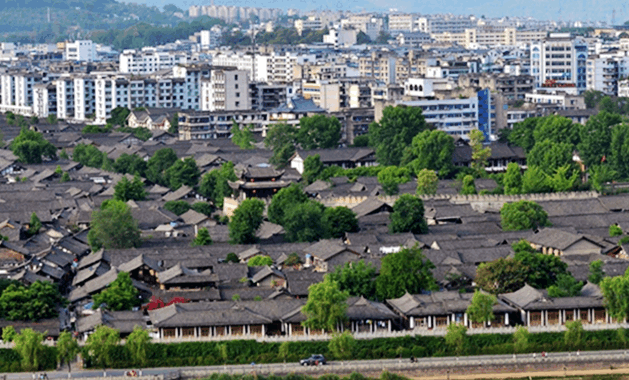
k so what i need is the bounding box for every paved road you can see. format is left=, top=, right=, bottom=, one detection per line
left=5, top=349, right=629, bottom=380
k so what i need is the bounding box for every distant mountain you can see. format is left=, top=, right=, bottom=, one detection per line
left=139, top=0, right=626, bottom=23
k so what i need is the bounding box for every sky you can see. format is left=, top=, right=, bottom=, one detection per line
left=123, top=0, right=628, bottom=23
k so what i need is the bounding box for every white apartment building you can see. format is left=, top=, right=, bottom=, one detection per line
left=201, top=69, right=250, bottom=111
left=586, top=54, right=629, bottom=96
left=530, top=33, right=588, bottom=93
left=397, top=97, right=480, bottom=137
left=32, top=83, right=56, bottom=118
left=56, top=77, right=75, bottom=119
left=73, top=76, right=96, bottom=120
left=323, top=29, right=357, bottom=48
left=120, top=49, right=189, bottom=74
left=295, top=16, right=324, bottom=35
left=212, top=52, right=315, bottom=83
left=172, top=64, right=210, bottom=110
left=416, top=16, right=475, bottom=34
left=65, top=40, right=96, bottom=62
left=0, top=70, right=43, bottom=115
left=341, top=14, right=384, bottom=40
left=388, top=14, right=418, bottom=33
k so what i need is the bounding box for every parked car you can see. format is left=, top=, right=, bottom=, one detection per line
left=300, top=354, right=326, bottom=366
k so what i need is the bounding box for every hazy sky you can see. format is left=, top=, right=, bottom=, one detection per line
left=124, top=0, right=627, bottom=22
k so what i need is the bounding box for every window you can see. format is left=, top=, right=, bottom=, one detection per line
left=234, top=75, right=239, bottom=80
left=235, top=92, right=240, bottom=97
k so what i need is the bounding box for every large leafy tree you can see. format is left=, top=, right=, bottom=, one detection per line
left=329, top=260, right=376, bottom=299
left=475, top=258, right=528, bottom=294
left=126, top=326, right=151, bottom=368
left=57, top=331, right=80, bottom=372
left=416, top=169, right=439, bottom=195
left=577, top=111, right=622, bottom=168
left=600, top=270, right=629, bottom=321
left=14, top=328, right=46, bottom=371
left=547, top=274, right=583, bottom=297
left=231, top=121, right=255, bottom=149
left=283, top=201, right=326, bottom=242
left=508, top=117, right=539, bottom=152
left=296, top=114, right=342, bottom=150
left=500, top=200, right=550, bottom=231
left=375, top=246, right=437, bottom=299
left=588, top=259, right=604, bottom=285
left=198, top=161, right=237, bottom=208
left=503, top=162, right=522, bottom=195
left=192, top=227, right=213, bottom=246
left=145, top=148, right=178, bottom=186
left=163, top=157, right=200, bottom=190
left=406, top=129, right=454, bottom=177
left=377, top=166, right=411, bottom=195
left=302, top=275, right=348, bottom=332
left=107, top=107, right=131, bottom=126
left=444, top=323, right=467, bottom=356
left=527, top=140, right=577, bottom=176
left=469, top=129, right=491, bottom=175
left=92, top=272, right=141, bottom=311
left=229, top=198, right=265, bottom=244
left=323, top=206, right=359, bottom=239
left=512, top=240, right=568, bottom=289
left=72, top=144, right=107, bottom=168
left=113, top=153, right=147, bottom=176
left=0, top=281, right=64, bottom=321
left=466, top=290, right=496, bottom=325
left=267, top=184, right=309, bottom=226
left=369, top=105, right=429, bottom=166
left=521, top=165, right=552, bottom=194
left=610, top=123, right=629, bottom=178
left=88, top=200, right=141, bottom=250
left=328, top=331, right=356, bottom=360
left=302, top=154, right=325, bottom=184
left=265, top=123, right=297, bottom=168
left=10, top=127, right=57, bottom=164
left=533, top=115, right=580, bottom=147
left=163, top=200, right=191, bottom=216
left=84, top=325, right=121, bottom=370
left=389, top=194, right=428, bottom=234
left=113, top=175, right=146, bottom=202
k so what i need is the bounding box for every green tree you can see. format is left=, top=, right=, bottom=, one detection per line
left=13, top=328, right=45, bottom=371
left=610, top=123, right=629, bottom=178
left=589, top=164, right=618, bottom=191
left=466, top=290, right=496, bottom=326
left=610, top=225, right=623, bottom=237
left=444, top=324, right=467, bottom=356
left=352, top=135, right=370, bottom=147
left=163, top=200, right=191, bottom=216
left=192, top=227, right=213, bottom=246
left=547, top=274, right=583, bottom=297
left=168, top=112, right=179, bottom=134
left=475, top=258, right=528, bottom=294
left=469, top=129, right=491, bottom=175
left=509, top=117, right=539, bottom=152
left=513, top=241, right=569, bottom=289
left=0, top=281, right=64, bottom=321
left=547, top=165, right=579, bottom=192
left=389, top=194, right=428, bottom=234
left=247, top=255, right=273, bottom=267
left=377, top=166, right=411, bottom=195
left=126, top=325, right=151, bottom=368
left=265, top=123, right=297, bottom=168
left=163, top=157, right=200, bottom=190
left=113, top=176, right=146, bottom=202
left=323, top=206, right=359, bottom=239
left=146, top=148, right=178, bottom=185
left=88, top=200, right=141, bottom=250
left=46, top=114, right=57, bottom=125
left=268, top=184, right=309, bottom=225
left=302, top=275, right=348, bottom=332
left=229, top=198, right=265, bottom=244
left=302, top=154, right=325, bottom=184
left=500, top=200, right=550, bottom=231
left=72, top=144, right=107, bottom=168
left=296, top=114, right=342, bottom=149
left=60, top=172, right=70, bottom=183
left=589, top=259, right=604, bottom=285
left=375, top=246, right=437, bottom=299
left=10, top=127, right=57, bottom=164
left=1, top=325, right=16, bottom=342
left=57, top=331, right=80, bottom=372
left=92, top=272, right=141, bottom=311
left=198, top=161, right=238, bottom=208
left=513, top=326, right=530, bottom=354
left=521, top=166, right=552, bottom=194
left=577, top=111, right=621, bottom=168
left=369, top=105, right=429, bottom=166
left=283, top=201, right=326, bottom=242
left=107, top=107, right=131, bottom=126
left=583, top=90, right=605, bottom=109
left=356, top=31, right=371, bottom=44
left=231, top=121, right=255, bottom=149
left=527, top=140, right=576, bottom=176
left=113, top=153, right=147, bottom=176
left=460, top=175, right=476, bottom=195
left=406, top=129, right=454, bottom=177
left=328, top=331, right=356, bottom=360
left=28, top=212, right=42, bottom=236
left=564, top=320, right=584, bottom=350
left=330, top=260, right=376, bottom=299
left=278, top=341, right=291, bottom=362
left=503, top=163, right=522, bottom=195
left=533, top=115, right=580, bottom=147
left=416, top=169, right=439, bottom=195
left=225, top=253, right=239, bottom=263
left=191, top=202, right=213, bottom=216
left=84, top=325, right=120, bottom=370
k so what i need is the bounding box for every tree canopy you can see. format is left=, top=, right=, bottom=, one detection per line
left=283, top=201, right=327, bottom=242
left=88, top=200, right=141, bottom=250
left=416, top=169, right=439, bottom=195
left=268, top=184, right=309, bottom=226
left=163, top=157, right=200, bottom=190
left=406, top=129, right=455, bottom=177
left=466, top=290, right=496, bottom=325
left=377, top=166, right=411, bottom=195
left=369, top=105, right=429, bottom=166
left=297, top=114, right=342, bottom=150
left=323, top=206, right=359, bottom=239
left=113, top=175, right=146, bottom=202
left=145, top=148, right=178, bottom=186
left=0, top=281, right=64, bottom=321
left=229, top=199, right=265, bottom=244
left=231, top=121, right=255, bottom=150
left=475, top=258, right=528, bottom=294
left=389, top=194, right=428, bottom=234
left=500, top=200, right=550, bottom=231
left=375, top=246, right=437, bottom=299
left=329, top=260, right=377, bottom=300
left=198, top=161, right=237, bottom=208
left=84, top=325, right=121, bottom=370
left=92, top=272, right=141, bottom=311
left=265, top=123, right=297, bottom=168
left=10, top=127, right=57, bottom=164
left=302, top=275, right=348, bottom=332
